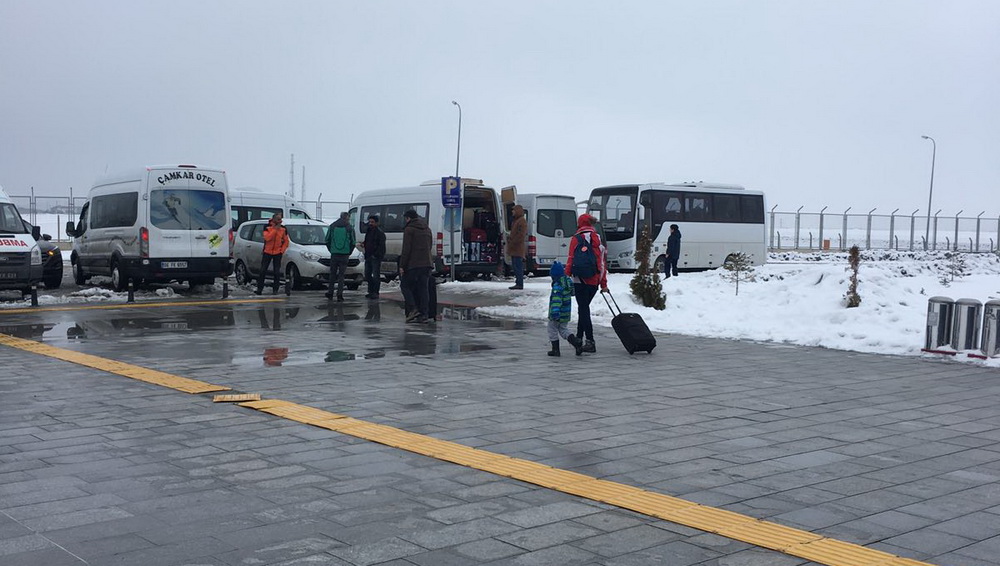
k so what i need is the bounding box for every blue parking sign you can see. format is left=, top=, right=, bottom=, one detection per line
left=441, top=177, right=461, bottom=208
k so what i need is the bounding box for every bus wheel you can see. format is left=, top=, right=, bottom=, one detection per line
left=653, top=255, right=666, bottom=274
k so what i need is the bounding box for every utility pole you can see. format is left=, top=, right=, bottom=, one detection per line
left=289, top=154, right=295, bottom=198
left=301, top=166, right=306, bottom=202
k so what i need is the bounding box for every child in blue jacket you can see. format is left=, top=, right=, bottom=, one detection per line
left=547, top=261, right=580, bottom=356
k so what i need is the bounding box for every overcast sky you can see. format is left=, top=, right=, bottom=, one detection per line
left=2, top=1, right=998, bottom=216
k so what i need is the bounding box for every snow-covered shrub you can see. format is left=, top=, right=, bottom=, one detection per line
left=629, top=225, right=666, bottom=310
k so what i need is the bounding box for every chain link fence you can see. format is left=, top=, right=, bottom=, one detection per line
left=769, top=208, right=1000, bottom=253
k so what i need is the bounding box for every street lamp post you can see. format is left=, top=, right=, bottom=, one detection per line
left=452, top=101, right=462, bottom=178
left=921, top=135, right=936, bottom=251
left=450, top=101, right=463, bottom=282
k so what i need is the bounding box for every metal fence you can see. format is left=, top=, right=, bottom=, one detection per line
left=769, top=207, right=1000, bottom=253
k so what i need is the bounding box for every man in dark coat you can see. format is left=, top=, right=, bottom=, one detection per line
left=665, top=224, right=681, bottom=278
left=399, top=209, right=433, bottom=323
left=363, top=214, right=386, bottom=299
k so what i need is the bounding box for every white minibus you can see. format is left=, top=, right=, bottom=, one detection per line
left=504, top=193, right=577, bottom=276
left=586, top=182, right=767, bottom=272
left=348, top=178, right=510, bottom=281
left=229, top=187, right=312, bottom=229
left=67, top=164, right=233, bottom=290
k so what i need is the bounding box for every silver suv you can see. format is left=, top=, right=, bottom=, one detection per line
left=232, top=219, right=363, bottom=290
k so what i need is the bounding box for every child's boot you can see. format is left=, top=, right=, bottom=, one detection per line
left=547, top=341, right=560, bottom=357
left=583, top=339, right=596, bottom=353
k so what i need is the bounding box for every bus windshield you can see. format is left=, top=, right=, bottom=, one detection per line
left=587, top=187, right=637, bottom=241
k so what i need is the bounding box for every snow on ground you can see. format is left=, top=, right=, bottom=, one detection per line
left=458, top=251, right=1000, bottom=367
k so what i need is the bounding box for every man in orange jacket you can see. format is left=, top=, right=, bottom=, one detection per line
left=256, top=214, right=290, bottom=295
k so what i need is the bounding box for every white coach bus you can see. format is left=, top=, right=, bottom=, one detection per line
left=585, top=182, right=767, bottom=272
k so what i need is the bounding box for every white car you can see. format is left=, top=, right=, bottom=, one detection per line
left=232, top=218, right=364, bottom=290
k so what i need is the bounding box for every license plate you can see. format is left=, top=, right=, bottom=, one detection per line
left=536, top=258, right=555, bottom=264
left=161, top=261, right=188, bottom=269
left=162, top=322, right=189, bottom=330
left=0, top=272, right=17, bottom=279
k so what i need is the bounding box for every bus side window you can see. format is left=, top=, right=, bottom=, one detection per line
left=651, top=191, right=682, bottom=237
left=713, top=194, right=740, bottom=222
left=685, top=194, right=711, bottom=222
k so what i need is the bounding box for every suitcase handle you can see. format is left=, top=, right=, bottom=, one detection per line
left=602, top=290, right=623, bottom=317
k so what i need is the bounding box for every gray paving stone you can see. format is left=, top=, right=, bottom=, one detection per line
left=4, top=295, right=1000, bottom=566
left=496, top=520, right=603, bottom=551
left=0, top=534, right=55, bottom=557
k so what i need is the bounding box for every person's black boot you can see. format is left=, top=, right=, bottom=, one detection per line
left=547, top=341, right=560, bottom=357
left=567, top=334, right=584, bottom=356
left=583, top=339, right=596, bottom=353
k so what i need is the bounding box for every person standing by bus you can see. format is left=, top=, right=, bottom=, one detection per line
left=326, top=211, right=355, bottom=301
left=665, top=224, right=681, bottom=278
left=363, top=214, right=386, bottom=299
left=507, top=204, right=527, bottom=290
left=565, top=213, right=608, bottom=355
left=256, top=213, right=290, bottom=295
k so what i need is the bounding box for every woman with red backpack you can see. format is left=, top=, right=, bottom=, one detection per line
left=564, top=213, right=608, bottom=356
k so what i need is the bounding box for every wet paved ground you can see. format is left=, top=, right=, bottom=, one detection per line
left=2, top=282, right=1000, bottom=565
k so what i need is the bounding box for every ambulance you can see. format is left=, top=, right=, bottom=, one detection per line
left=0, top=186, right=43, bottom=295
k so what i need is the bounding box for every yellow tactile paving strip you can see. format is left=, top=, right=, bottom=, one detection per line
left=0, top=334, right=229, bottom=394
left=238, top=399, right=933, bottom=566
left=0, top=297, right=284, bottom=315
left=0, top=336, right=933, bottom=566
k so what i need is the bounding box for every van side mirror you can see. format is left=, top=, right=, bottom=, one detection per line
left=42, top=234, right=52, bottom=241
left=65, top=221, right=76, bottom=237
left=31, top=225, right=41, bottom=240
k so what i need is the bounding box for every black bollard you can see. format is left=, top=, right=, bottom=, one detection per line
left=222, top=280, right=229, bottom=299
left=285, top=280, right=291, bottom=296
left=30, top=284, right=38, bottom=307
left=127, top=280, right=135, bottom=303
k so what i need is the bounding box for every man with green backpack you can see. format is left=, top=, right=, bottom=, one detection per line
left=325, top=211, right=356, bottom=301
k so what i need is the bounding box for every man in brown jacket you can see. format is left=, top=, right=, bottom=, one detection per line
left=399, top=209, right=433, bottom=323
left=507, top=204, right=527, bottom=290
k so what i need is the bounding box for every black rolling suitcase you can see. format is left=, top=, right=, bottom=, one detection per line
left=603, top=291, right=656, bottom=354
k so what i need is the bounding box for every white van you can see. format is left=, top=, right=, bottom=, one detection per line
left=0, top=186, right=43, bottom=294
left=348, top=178, right=511, bottom=281
left=229, top=187, right=312, bottom=230
left=504, top=193, right=578, bottom=276
left=67, top=164, right=233, bottom=290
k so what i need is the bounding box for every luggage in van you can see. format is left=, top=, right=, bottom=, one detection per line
left=465, top=228, right=487, bottom=242
left=603, top=291, right=656, bottom=354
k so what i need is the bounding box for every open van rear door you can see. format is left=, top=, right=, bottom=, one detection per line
left=500, top=185, right=517, bottom=230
